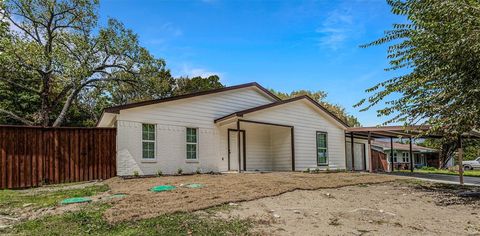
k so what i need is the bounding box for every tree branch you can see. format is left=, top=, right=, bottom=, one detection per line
left=0, top=109, right=34, bottom=125
left=0, top=77, right=40, bottom=94
left=51, top=77, right=138, bottom=127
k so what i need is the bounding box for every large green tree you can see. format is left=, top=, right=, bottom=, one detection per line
left=269, top=89, right=361, bottom=127
left=0, top=0, right=170, bottom=126
left=174, top=75, right=223, bottom=95
left=357, top=0, right=480, bottom=137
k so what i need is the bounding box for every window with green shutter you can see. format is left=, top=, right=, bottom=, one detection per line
left=186, top=128, right=198, bottom=160
left=316, top=131, right=328, bottom=166
left=142, top=124, right=155, bottom=159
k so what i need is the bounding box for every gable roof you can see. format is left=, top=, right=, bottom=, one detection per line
left=214, top=95, right=350, bottom=128
left=372, top=140, right=438, bottom=153
left=102, top=82, right=281, bottom=114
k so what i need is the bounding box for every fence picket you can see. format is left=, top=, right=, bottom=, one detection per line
left=0, top=126, right=116, bottom=189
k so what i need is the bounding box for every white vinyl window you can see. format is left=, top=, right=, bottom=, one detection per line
left=402, top=152, right=409, bottom=163
left=142, top=124, right=155, bottom=159
left=186, top=128, right=198, bottom=160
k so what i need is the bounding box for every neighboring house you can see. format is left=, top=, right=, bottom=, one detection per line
left=371, top=140, right=452, bottom=171
left=97, top=82, right=370, bottom=175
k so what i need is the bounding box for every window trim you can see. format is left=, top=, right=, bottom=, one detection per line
left=402, top=152, right=410, bottom=163
left=186, top=127, right=199, bottom=161
left=142, top=123, right=156, bottom=161
left=316, top=131, right=328, bottom=166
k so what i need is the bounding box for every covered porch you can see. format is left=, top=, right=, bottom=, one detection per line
left=346, top=126, right=480, bottom=184
left=217, top=118, right=294, bottom=172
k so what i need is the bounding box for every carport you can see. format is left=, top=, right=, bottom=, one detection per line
left=345, top=126, right=480, bottom=185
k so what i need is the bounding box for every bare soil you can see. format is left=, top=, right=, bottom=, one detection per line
left=103, top=172, right=398, bottom=223
left=216, top=181, right=480, bottom=235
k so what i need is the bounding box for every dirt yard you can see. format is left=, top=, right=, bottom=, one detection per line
left=103, top=172, right=398, bottom=222
left=214, top=181, right=480, bottom=235
left=3, top=172, right=480, bottom=235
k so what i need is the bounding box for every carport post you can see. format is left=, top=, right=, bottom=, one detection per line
left=368, top=132, right=373, bottom=172
left=458, top=136, right=464, bottom=185
left=409, top=137, right=414, bottom=172
left=390, top=137, right=394, bottom=172
left=291, top=127, right=295, bottom=171
left=350, top=132, right=355, bottom=171
left=237, top=120, right=241, bottom=173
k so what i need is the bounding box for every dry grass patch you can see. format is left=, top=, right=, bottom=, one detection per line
left=103, top=172, right=398, bottom=222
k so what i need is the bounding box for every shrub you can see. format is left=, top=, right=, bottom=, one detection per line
left=303, top=168, right=310, bottom=173
left=196, top=168, right=201, bottom=174
left=156, top=170, right=163, bottom=177
left=177, top=168, right=183, bottom=175
left=421, top=166, right=436, bottom=171
left=133, top=170, right=139, bottom=177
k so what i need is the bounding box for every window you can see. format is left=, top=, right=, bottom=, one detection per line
left=186, top=128, right=198, bottom=160
left=393, top=151, right=397, bottom=162
left=142, top=124, right=155, bottom=159
left=402, top=152, right=409, bottom=163
left=316, top=132, right=328, bottom=165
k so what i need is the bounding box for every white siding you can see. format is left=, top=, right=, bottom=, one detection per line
left=270, top=127, right=292, bottom=171
left=239, top=123, right=292, bottom=171
left=115, top=87, right=276, bottom=175
left=242, top=99, right=347, bottom=171
left=243, top=123, right=272, bottom=171
left=346, top=138, right=371, bottom=171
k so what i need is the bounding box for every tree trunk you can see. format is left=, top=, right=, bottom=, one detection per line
left=40, top=74, right=51, bottom=126
left=52, top=88, right=81, bottom=127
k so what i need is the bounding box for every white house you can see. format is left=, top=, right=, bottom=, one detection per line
left=371, top=140, right=453, bottom=171
left=97, top=82, right=369, bottom=175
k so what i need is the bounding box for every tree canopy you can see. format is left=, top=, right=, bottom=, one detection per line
left=269, top=89, right=361, bottom=127
left=0, top=0, right=222, bottom=127
left=357, top=0, right=480, bottom=138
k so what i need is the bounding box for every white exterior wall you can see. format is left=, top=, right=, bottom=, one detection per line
left=345, top=138, right=371, bottom=171
left=238, top=123, right=292, bottom=171
left=243, top=123, right=272, bottom=171
left=270, top=127, right=292, bottom=171
left=242, top=100, right=347, bottom=171
left=115, top=87, right=276, bottom=176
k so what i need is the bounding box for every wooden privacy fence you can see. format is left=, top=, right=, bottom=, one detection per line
left=371, top=149, right=388, bottom=172
left=0, top=125, right=116, bottom=189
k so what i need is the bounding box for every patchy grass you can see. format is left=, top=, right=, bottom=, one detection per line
left=0, top=184, right=109, bottom=209
left=400, top=169, right=480, bottom=177
left=5, top=203, right=253, bottom=236
left=204, top=203, right=237, bottom=215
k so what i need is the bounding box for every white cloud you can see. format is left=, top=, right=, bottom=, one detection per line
left=316, top=9, right=355, bottom=50
left=177, top=64, right=223, bottom=78
left=160, top=22, right=183, bottom=37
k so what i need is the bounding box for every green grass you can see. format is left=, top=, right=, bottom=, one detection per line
left=5, top=203, right=253, bottom=236
left=400, top=169, right=480, bottom=177
left=0, top=184, right=110, bottom=209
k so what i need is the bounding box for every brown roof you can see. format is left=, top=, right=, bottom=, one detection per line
left=347, top=126, right=480, bottom=139
left=372, top=140, right=438, bottom=153
left=214, top=95, right=350, bottom=127
left=103, top=82, right=281, bottom=114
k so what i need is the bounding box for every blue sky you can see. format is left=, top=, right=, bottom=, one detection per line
left=100, top=0, right=405, bottom=126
